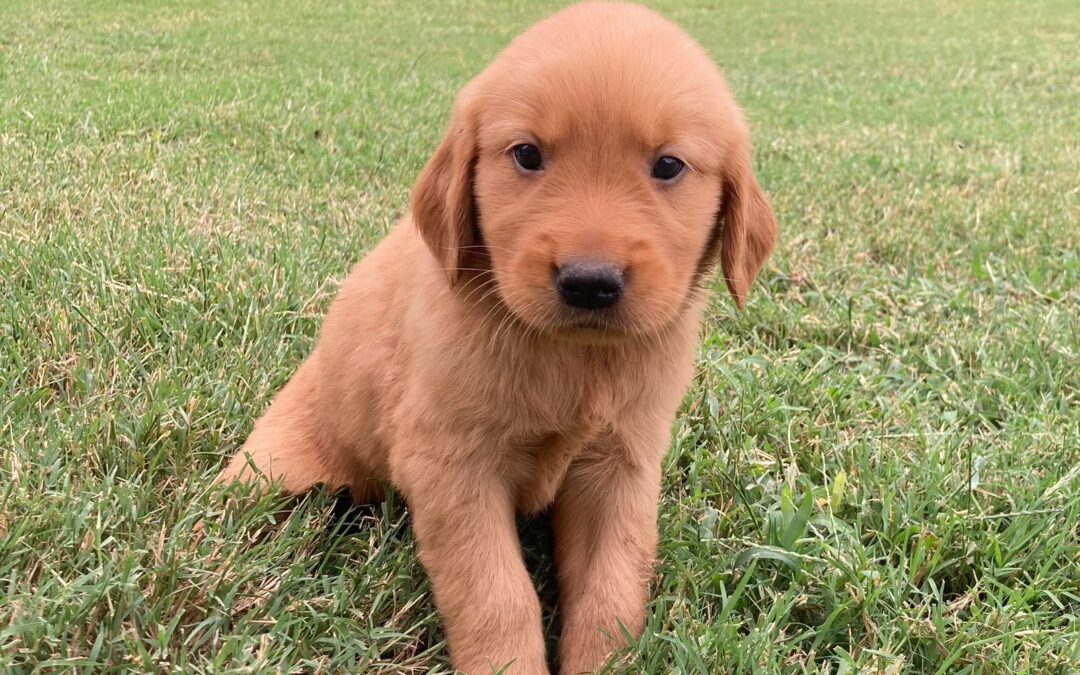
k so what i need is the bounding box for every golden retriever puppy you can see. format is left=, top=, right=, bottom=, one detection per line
left=218, top=2, right=777, bottom=672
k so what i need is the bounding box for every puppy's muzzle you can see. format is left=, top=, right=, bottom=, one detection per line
left=556, top=261, right=624, bottom=310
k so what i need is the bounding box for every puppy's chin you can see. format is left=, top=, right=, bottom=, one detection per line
left=526, top=310, right=667, bottom=346
left=551, top=328, right=633, bottom=346
left=546, top=320, right=630, bottom=345
left=499, top=301, right=631, bottom=345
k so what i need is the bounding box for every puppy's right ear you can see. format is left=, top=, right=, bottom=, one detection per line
left=411, top=92, right=479, bottom=285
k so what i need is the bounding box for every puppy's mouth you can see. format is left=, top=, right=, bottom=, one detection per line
left=503, top=295, right=633, bottom=342
left=490, top=276, right=659, bottom=344
left=568, top=311, right=614, bottom=330
left=544, top=308, right=637, bottom=343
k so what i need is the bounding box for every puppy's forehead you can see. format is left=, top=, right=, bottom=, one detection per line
left=471, top=3, right=740, bottom=164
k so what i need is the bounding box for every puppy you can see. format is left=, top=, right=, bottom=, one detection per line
left=218, top=2, right=777, bottom=673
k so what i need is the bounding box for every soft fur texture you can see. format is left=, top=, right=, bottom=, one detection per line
left=217, top=3, right=777, bottom=673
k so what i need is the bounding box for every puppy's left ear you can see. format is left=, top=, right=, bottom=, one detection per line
left=411, top=91, right=479, bottom=285
left=714, top=140, right=778, bottom=309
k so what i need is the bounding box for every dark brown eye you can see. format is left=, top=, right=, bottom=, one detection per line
left=652, top=156, right=685, bottom=181
left=512, top=144, right=543, bottom=172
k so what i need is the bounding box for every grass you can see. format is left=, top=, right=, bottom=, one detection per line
left=1, top=0, right=1078, bottom=672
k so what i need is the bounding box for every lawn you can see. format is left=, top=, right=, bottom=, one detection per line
left=2, top=0, right=1078, bottom=672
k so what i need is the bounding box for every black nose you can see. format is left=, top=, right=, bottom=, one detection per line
left=556, top=262, right=624, bottom=310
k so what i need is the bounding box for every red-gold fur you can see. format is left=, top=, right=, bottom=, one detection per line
left=218, top=3, right=777, bottom=673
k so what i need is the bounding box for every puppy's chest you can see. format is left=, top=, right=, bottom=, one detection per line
left=502, top=349, right=629, bottom=431
left=507, top=427, right=596, bottom=514
left=499, top=355, right=630, bottom=513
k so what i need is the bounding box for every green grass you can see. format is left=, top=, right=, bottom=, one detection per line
left=2, top=0, right=1078, bottom=672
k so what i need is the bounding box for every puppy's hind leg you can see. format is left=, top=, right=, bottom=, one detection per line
left=217, top=358, right=342, bottom=496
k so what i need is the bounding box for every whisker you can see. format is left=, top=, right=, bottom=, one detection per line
left=429, top=267, right=494, bottom=274
left=459, top=277, right=502, bottom=305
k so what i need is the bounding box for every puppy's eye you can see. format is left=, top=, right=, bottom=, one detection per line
left=512, top=144, right=543, bottom=172
left=651, top=156, right=685, bottom=181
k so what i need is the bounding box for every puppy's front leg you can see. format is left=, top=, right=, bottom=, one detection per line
left=553, top=430, right=665, bottom=674
left=394, top=448, right=549, bottom=675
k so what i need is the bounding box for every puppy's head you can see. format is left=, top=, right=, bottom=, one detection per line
left=412, top=2, right=776, bottom=340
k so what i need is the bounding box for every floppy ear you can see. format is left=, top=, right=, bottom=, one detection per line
left=410, top=95, right=479, bottom=285
left=714, top=143, right=778, bottom=309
